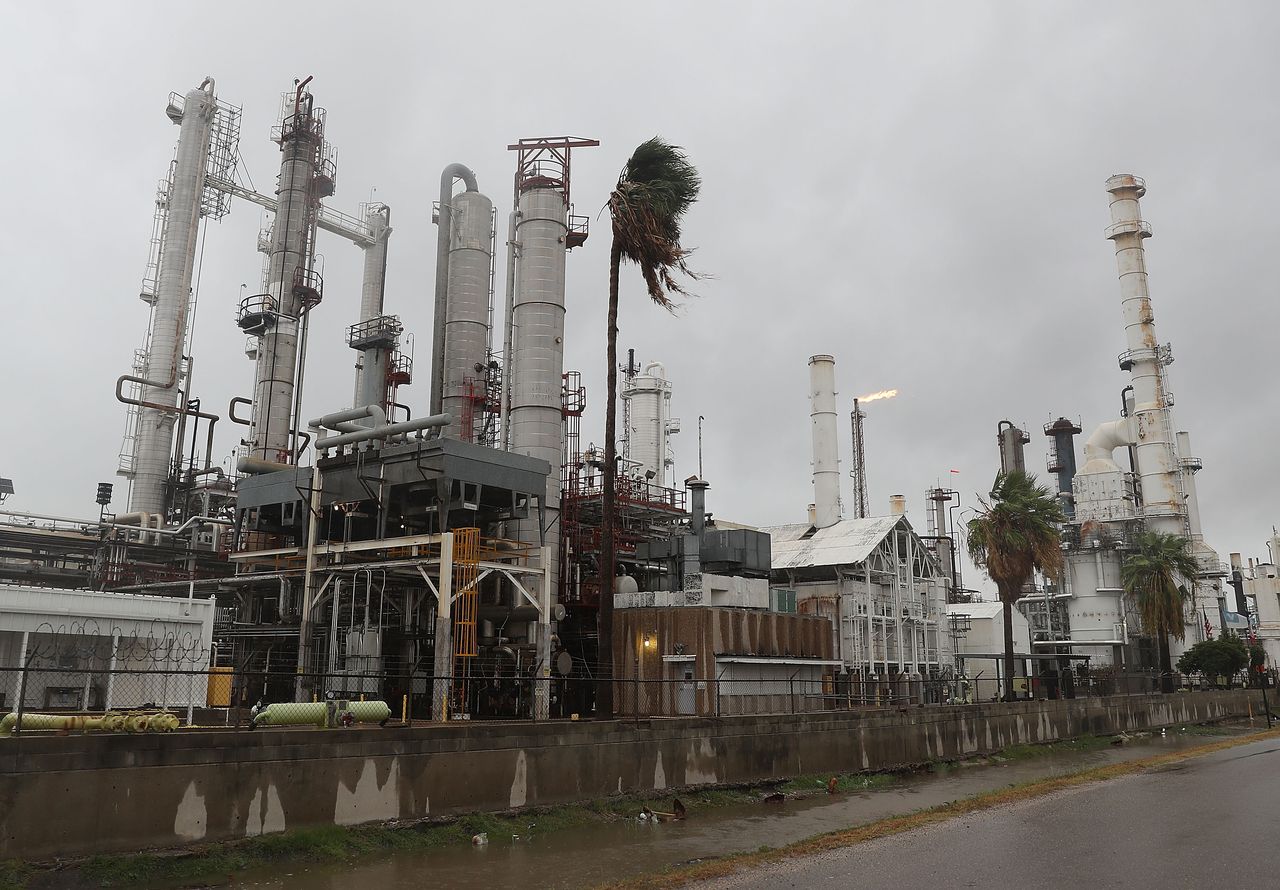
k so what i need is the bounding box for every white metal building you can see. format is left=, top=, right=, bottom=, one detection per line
left=0, top=586, right=215, bottom=711
left=946, top=601, right=1032, bottom=664
left=765, top=515, right=951, bottom=681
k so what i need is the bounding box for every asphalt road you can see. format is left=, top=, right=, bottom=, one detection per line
left=695, top=733, right=1280, bottom=890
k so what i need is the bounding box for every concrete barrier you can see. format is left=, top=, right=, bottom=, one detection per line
left=0, top=690, right=1256, bottom=859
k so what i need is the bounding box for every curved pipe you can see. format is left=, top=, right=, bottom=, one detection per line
left=431, top=164, right=479, bottom=416
left=229, top=396, right=253, bottom=425
left=1080, top=417, right=1135, bottom=471
left=295, top=75, right=313, bottom=111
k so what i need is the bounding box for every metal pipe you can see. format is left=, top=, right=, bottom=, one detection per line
left=432, top=164, right=479, bottom=416
left=236, top=456, right=295, bottom=475
left=499, top=210, right=519, bottom=450
left=315, top=413, right=451, bottom=453
left=310, top=404, right=387, bottom=431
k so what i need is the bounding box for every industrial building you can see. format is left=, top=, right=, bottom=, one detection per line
left=0, top=73, right=1255, bottom=727
left=1012, top=175, right=1241, bottom=671
left=763, top=355, right=953, bottom=698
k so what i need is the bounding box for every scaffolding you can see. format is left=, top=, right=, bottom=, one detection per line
left=451, top=528, right=481, bottom=711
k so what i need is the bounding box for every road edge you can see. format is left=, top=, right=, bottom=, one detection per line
left=598, top=728, right=1280, bottom=890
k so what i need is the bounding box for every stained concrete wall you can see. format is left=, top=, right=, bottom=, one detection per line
left=0, top=690, right=1257, bottom=859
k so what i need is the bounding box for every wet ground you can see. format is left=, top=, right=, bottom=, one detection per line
left=231, top=726, right=1254, bottom=890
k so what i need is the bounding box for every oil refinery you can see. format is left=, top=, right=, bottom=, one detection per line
left=0, top=73, right=1272, bottom=728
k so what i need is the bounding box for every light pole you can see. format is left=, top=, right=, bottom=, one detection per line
left=697, top=415, right=705, bottom=479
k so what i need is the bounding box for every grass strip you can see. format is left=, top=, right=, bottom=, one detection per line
left=597, top=727, right=1280, bottom=890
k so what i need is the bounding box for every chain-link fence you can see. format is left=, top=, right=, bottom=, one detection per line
left=0, top=663, right=1264, bottom=735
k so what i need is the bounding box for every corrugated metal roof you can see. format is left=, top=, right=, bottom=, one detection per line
left=764, top=515, right=901, bottom=569
left=945, top=600, right=1007, bottom=620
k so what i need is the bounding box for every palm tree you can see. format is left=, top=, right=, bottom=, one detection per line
left=1122, top=531, right=1198, bottom=693
left=966, top=471, right=1065, bottom=701
left=598, top=138, right=702, bottom=718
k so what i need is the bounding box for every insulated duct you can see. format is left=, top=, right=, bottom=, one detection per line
left=807, top=355, right=841, bottom=529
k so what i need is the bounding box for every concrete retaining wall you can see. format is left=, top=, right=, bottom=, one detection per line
left=0, top=690, right=1256, bottom=859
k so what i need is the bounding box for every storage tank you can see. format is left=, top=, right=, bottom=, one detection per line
left=442, top=189, right=495, bottom=442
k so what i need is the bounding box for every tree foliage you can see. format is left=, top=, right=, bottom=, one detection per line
left=966, top=471, right=1065, bottom=602
left=598, top=138, right=703, bottom=718
left=607, top=137, right=703, bottom=309
left=1121, top=531, right=1198, bottom=644
left=966, top=471, right=1065, bottom=700
left=1177, top=633, right=1248, bottom=680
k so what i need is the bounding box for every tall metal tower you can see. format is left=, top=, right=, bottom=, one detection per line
left=849, top=399, right=868, bottom=519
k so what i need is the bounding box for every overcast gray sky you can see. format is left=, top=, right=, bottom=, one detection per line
left=3, top=2, right=1279, bottom=594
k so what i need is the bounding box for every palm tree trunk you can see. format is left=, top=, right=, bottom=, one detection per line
left=597, top=237, right=622, bottom=719
left=1002, top=586, right=1016, bottom=702
left=1158, top=633, right=1174, bottom=694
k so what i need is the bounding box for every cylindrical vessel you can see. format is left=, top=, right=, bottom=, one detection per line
left=1105, top=175, right=1181, bottom=534
left=353, top=204, right=392, bottom=410
left=509, top=185, right=568, bottom=589
left=807, top=355, right=841, bottom=529
left=248, top=90, right=321, bottom=463
left=1064, top=549, right=1126, bottom=665
left=622, top=362, right=671, bottom=483
left=442, top=190, right=494, bottom=442
left=997, top=422, right=1029, bottom=475
left=1176, top=431, right=1203, bottom=540
left=131, top=82, right=217, bottom=515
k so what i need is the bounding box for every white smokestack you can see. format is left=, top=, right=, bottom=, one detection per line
left=808, top=355, right=841, bottom=529
left=890, top=494, right=907, bottom=516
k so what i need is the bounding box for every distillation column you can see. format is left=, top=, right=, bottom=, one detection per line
left=509, top=181, right=568, bottom=592
left=129, top=80, right=218, bottom=515
left=349, top=204, right=398, bottom=413
left=808, top=355, right=841, bottom=529
left=245, top=82, right=329, bottom=463
left=442, top=188, right=495, bottom=442
left=621, top=361, right=673, bottom=485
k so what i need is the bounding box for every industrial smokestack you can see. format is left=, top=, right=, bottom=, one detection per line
left=808, top=355, right=841, bottom=529
left=890, top=494, right=907, bottom=516
left=688, top=478, right=709, bottom=537
left=1105, top=174, right=1182, bottom=535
